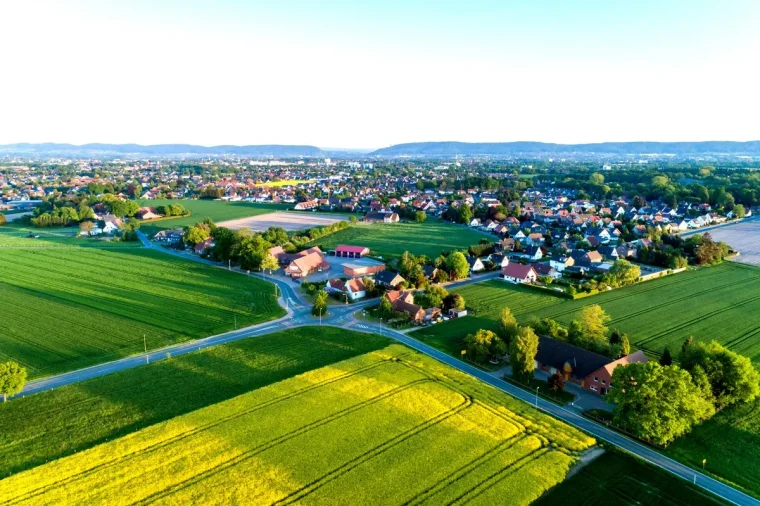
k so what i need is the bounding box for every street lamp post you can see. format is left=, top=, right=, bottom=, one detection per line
left=535, top=386, right=539, bottom=407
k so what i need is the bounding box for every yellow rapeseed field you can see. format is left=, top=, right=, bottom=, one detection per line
left=0, top=345, right=595, bottom=505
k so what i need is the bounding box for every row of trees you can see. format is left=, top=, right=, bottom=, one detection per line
left=609, top=339, right=760, bottom=446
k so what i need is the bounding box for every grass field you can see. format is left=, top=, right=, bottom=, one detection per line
left=308, top=220, right=488, bottom=258
left=0, top=344, right=595, bottom=505
left=0, top=327, right=391, bottom=477
left=138, top=199, right=290, bottom=234
left=666, top=399, right=760, bottom=498
left=0, top=224, right=144, bottom=248
left=534, top=451, right=726, bottom=506
left=414, top=262, right=760, bottom=364
left=0, top=245, right=283, bottom=378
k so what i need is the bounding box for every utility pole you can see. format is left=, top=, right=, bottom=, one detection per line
left=535, top=387, right=539, bottom=407
left=228, top=259, right=231, bottom=271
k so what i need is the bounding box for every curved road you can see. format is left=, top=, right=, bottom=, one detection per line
left=14, top=232, right=759, bottom=506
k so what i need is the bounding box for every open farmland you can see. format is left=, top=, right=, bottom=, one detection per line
left=0, top=225, right=143, bottom=249
left=308, top=220, right=487, bottom=258
left=218, top=211, right=349, bottom=232
left=138, top=199, right=290, bottom=234
left=0, top=246, right=283, bottom=378
left=0, top=344, right=594, bottom=505
left=535, top=451, right=726, bottom=506
left=414, top=262, right=760, bottom=364
left=0, top=327, right=391, bottom=477
left=684, top=218, right=760, bottom=266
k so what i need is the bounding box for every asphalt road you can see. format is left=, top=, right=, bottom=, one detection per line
left=14, top=233, right=758, bottom=505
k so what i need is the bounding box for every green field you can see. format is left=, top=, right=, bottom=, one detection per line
left=414, top=262, right=760, bottom=364
left=666, top=399, right=760, bottom=498
left=0, top=245, right=283, bottom=378
left=308, top=220, right=488, bottom=258
left=0, top=327, right=391, bottom=477
left=0, top=343, right=595, bottom=505
left=138, top=199, right=290, bottom=234
left=535, top=451, right=726, bottom=506
left=0, top=224, right=144, bottom=249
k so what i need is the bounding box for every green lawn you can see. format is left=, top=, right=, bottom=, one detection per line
left=414, top=262, right=760, bottom=364
left=308, top=220, right=488, bottom=258
left=0, top=327, right=391, bottom=477
left=0, top=341, right=594, bottom=505
left=138, top=199, right=291, bottom=234
left=0, top=224, right=144, bottom=249
left=534, top=451, right=727, bottom=506
left=0, top=245, right=284, bottom=378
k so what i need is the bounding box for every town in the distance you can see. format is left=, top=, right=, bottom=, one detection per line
left=1, top=141, right=759, bottom=505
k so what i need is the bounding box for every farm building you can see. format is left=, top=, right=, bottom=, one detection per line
left=534, top=336, right=648, bottom=395
left=342, top=258, right=385, bottom=278
left=294, top=200, right=319, bottom=210
left=335, top=245, right=370, bottom=258
left=363, top=212, right=400, bottom=223
left=154, top=229, right=185, bottom=243
left=285, top=247, right=330, bottom=278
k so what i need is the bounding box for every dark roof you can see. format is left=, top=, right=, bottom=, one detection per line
left=422, top=265, right=437, bottom=277
left=535, top=336, right=612, bottom=378
left=375, top=270, right=404, bottom=284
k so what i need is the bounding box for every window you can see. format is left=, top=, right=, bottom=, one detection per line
left=593, top=376, right=599, bottom=382
left=590, top=386, right=598, bottom=392
left=601, top=379, right=606, bottom=385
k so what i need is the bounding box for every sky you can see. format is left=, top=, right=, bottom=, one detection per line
left=1, top=0, right=759, bottom=148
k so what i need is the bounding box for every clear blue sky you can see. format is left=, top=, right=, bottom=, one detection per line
left=1, top=1, right=758, bottom=147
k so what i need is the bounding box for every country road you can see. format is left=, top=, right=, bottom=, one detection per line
left=12, top=232, right=759, bottom=506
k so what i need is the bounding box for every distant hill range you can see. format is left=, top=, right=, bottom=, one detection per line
left=0, top=143, right=325, bottom=158
left=369, top=141, right=760, bottom=157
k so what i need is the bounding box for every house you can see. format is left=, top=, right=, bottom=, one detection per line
left=582, top=251, right=603, bottom=265
left=516, top=245, right=543, bottom=261
left=597, top=245, right=620, bottom=261
left=384, top=290, right=415, bottom=305
left=364, top=212, right=399, bottom=223
left=533, top=336, right=649, bottom=395
left=533, top=263, right=560, bottom=279
left=527, top=233, right=545, bottom=246
left=101, top=215, right=122, bottom=234
left=375, top=270, right=406, bottom=288
left=154, top=228, right=185, bottom=243
left=422, top=265, right=439, bottom=280
left=502, top=263, right=538, bottom=284
left=326, top=278, right=367, bottom=301
left=335, top=245, right=370, bottom=258
left=294, top=200, right=319, bottom=210
left=194, top=238, right=215, bottom=255
left=549, top=254, right=574, bottom=272
left=285, top=248, right=330, bottom=278
left=383, top=290, right=426, bottom=323
left=488, top=253, right=510, bottom=268
left=469, top=218, right=481, bottom=228
left=467, top=256, right=485, bottom=273
left=136, top=207, right=160, bottom=220
left=500, top=237, right=516, bottom=251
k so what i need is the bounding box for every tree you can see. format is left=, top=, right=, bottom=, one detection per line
left=578, top=305, right=611, bottom=345
left=458, top=204, right=473, bottom=225
left=0, top=361, right=27, bottom=402
left=261, top=254, right=279, bottom=274
left=378, top=296, right=393, bottom=320
left=680, top=340, right=760, bottom=408
left=733, top=204, right=746, bottom=219
left=464, top=329, right=506, bottom=363
left=414, top=211, right=427, bottom=223
left=568, top=320, right=584, bottom=345
left=607, top=362, right=714, bottom=446
left=509, top=326, right=539, bottom=382
left=620, top=334, right=631, bottom=356
left=312, top=290, right=328, bottom=317
left=446, top=251, right=470, bottom=280
left=498, top=307, right=518, bottom=343
left=362, top=277, right=376, bottom=297
left=660, top=347, right=673, bottom=366
left=0, top=213, right=5, bottom=226
left=79, top=220, right=95, bottom=235
left=443, top=293, right=465, bottom=311
left=681, top=336, right=694, bottom=354
left=183, top=223, right=211, bottom=247
left=548, top=372, right=566, bottom=393
left=609, top=259, right=640, bottom=286
left=588, top=172, right=605, bottom=185
left=349, top=215, right=358, bottom=224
